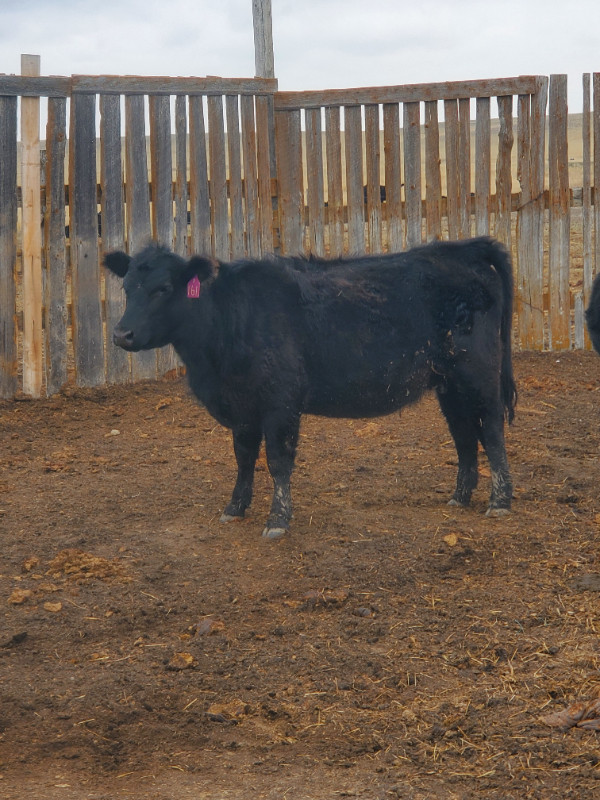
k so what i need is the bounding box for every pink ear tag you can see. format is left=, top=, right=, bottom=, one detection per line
left=187, top=275, right=202, bottom=299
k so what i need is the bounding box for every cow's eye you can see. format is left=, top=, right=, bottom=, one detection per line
left=151, top=285, right=170, bottom=298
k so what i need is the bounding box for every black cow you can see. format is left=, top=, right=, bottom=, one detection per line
left=104, top=237, right=516, bottom=539
left=586, top=273, right=600, bottom=353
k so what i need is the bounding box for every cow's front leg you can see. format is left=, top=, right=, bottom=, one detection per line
left=262, top=411, right=300, bottom=539
left=221, top=424, right=262, bottom=522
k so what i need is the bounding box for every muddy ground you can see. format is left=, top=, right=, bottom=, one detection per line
left=1, top=351, right=600, bottom=799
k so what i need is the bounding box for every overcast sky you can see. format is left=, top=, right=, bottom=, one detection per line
left=1, top=0, right=597, bottom=110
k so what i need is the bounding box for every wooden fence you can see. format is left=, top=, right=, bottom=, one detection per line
left=1, top=65, right=599, bottom=399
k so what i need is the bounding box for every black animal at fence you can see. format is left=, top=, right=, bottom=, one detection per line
left=104, top=237, right=517, bottom=539
left=586, top=274, right=600, bottom=354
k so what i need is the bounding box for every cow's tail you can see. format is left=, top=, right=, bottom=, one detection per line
left=585, top=274, right=600, bottom=355
left=486, top=238, right=517, bottom=424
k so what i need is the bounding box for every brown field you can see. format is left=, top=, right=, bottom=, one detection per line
left=1, top=351, right=600, bottom=799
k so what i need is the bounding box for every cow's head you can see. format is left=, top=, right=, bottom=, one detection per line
left=104, top=243, right=215, bottom=351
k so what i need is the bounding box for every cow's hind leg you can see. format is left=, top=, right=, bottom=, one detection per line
left=221, top=424, right=262, bottom=522
left=478, top=405, right=512, bottom=516
left=437, top=388, right=480, bottom=507
left=262, top=411, right=300, bottom=539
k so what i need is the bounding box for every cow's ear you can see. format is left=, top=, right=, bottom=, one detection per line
left=182, top=255, right=216, bottom=284
left=104, top=251, right=131, bottom=278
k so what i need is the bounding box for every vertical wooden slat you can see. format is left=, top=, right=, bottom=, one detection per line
left=275, top=108, right=304, bottom=255
left=593, top=75, right=600, bottom=302
left=189, top=95, right=212, bottom=255
left=125, top=94, right=155, bottom=379
left=21, top=54, right=43, bottom=396
left=227, top=95, right=245, bottom=259
left=149, top=94, right=178, bottom=377
left=548, top=75, right=570, bottom=350
left=325, top=106, right=344, bottom=257
left=255, top=94, right=274, bottom=254
left=582, top=74, right=592, bottom=349
left=516, top=94, right=533, bottom=349
left=345, top=105, right=365, bottom=254
left=305, top=107, right=325, bottom=256
left=458, top=98, right=471, bottom=238
left=530, top=76, right=548, bottom=349
left=403, top=101, right=422, bottom=248
left=365, top=104, right=382, bottom=253
left=495, top=95, right=513, bottom=248
left=474, top=97, right=491, bottom=236
left=444, top=99, right=460, bottom=240
left=44, top=97, right=68, bottom=394
left=424, top=100, right=441, bottom=242
left=0, top=95, right=18, bottom=398
left=207, top=95, right=229, bottom=260
left=70, top=92, right=104, bottom=387
left=174, top=96, right=189, bottom=257
left=240, top=94, right=261, bottom=257
left=149, top=95, right=174, bottom=247
left=100, top=93, right=129, bottom=384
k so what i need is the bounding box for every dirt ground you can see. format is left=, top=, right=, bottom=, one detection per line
left=1, top=351, right=600, bottom=799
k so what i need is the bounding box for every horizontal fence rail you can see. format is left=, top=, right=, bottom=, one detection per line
left=0, top=66, right=599, bottom=399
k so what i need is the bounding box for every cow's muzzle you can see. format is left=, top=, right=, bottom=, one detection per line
left=113, top=326, right=135, bottom=350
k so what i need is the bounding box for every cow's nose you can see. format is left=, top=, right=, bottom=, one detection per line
left=113, top=326, right=134, bottom=349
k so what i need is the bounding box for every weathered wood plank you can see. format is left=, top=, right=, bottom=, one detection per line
left=474, top=97, right=491, bottom=235
left=305, top=107, right=325, bottom=256
left=189, top=95, right=212, bottom=255
left=207, top=94, right=229, bottom=260
left=495, top=95, right=513, bottom=248
left=149, top=94, right=178, bottom=376
left=529, top=76, right=548, bottom=349
left=444, top=99, right=460, bottom=241
left=325, top=106, right=345, bottom=257
left=582, top=74, right=592, bottom=349
left=21, top=54, right=44, bottom=396
left=255, top=94, right=274, bottom=254
left=0, top=75, right=71, bottom=97
left=240, top=94, right=261, bottom=257
left=594, top=74, right=600, bottom=301
left=458, top=97, right=471, bottom=238
left=0, top=96, right=18, bottom=398
left=149, top=95, right=174, bottom=247
left=125, top=94, right=156, bottom=379
left=100, top=93, right=129, bottom=384
left=424, top=100, right=441, bottom=242
left=44, top=97, right=68, bottom=394
left=344, top=105, right=365, bottom=254
left=516, top=94, right=533, bottom=349
left=274, top=108, right=304, bottom=255
left=365, top=104, right=382, bottom=253
left=69, top=92, right=105, bottom=387
left=403, top=102, right=422, bottom=248
left=275, top=76, right=541, bottom=110
left=227, top=95, right=246, bottom=259
left=174, top=96, right=189, bottom=257
left=548, top=75, right=570, bottom=350
left=72, top=75, right=277, bottom=96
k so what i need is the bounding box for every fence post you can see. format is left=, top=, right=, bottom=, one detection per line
left=21, top=54, right=43, bottom=397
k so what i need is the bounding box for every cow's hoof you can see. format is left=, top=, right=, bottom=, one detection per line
left=485, top=506, right=510, bottom=518
left=448, top=498, right=469, bottom=508
left=220, top=512, right=244, bottom=523
left=262, top=526, right=288, bottom=540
